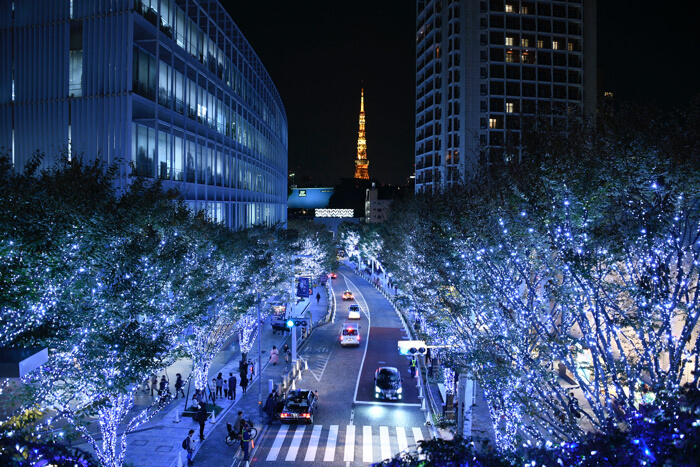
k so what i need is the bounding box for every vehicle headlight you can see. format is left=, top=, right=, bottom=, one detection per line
left=375, top=386, right=380, bottom=393
left=397, top=387, right=403, bottom=394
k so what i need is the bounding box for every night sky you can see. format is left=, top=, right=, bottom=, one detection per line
left=222, top=1, right=699, bottom=187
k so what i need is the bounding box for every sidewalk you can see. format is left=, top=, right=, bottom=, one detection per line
left=84, top=284, right=334, bottom=467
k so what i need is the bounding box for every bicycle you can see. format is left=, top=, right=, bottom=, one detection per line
left=225, top=421, right=258, bottom=446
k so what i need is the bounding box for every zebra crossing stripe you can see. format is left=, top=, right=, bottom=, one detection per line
left=343, top=424, right=355, bottom=462
left=323, top=425, right=338, bottom=462
left=266, top=424, right=289, bottom=461
left=412, top=426, right=424, bottom=445
left=396, top=426, right=408, bottom=453
left=362, top=426, right=373, bottom=463
left=380, top=426, right=391, bottom=462
left=304, top=424, right=322, bottom=462
left=285, top=425, right=306, bottom=461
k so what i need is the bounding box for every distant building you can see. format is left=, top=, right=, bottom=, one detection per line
left=365, top=183, right=391, bottom=223
left=415, top=0, right=597, bottom=193
left=354, top=88, right=370, bottom=180
left=0, top=0, right=288, bottom=229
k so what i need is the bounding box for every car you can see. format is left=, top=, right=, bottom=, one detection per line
left=374, top=367, right=403, bottom=400
left=330, top=272, right=337, bottom=279
left=340, top=322, right=360, bottom=346
left=279, top=389, right=318, bottom=424
left=348, top=304, right=361, bottom=320
left=342, top=290, right=354, bottom=300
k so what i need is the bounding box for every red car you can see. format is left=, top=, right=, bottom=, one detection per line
left=330, top=272, right=337, bottom=279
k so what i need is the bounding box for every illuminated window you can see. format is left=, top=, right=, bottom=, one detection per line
left=197, top=104, right=207, bottom=119
left=506, top=102, right=514, bottom=113
left=505, top=4, right=513, bottom=13
left=568, top=42, right=574, bottom=51
left=505, top=37, right=514, bottom=46
left=505, top=52, right=515, bottom=63
left=521, top=38, right=530, bottom=47
left=537, top=39, right=544, bottom=48
left=604, top=91, right=613, bottom=98
left=520, top=6, right=528, bottom=14
left=489, top=118, right=497, bottom=129
left=552, top=41, right=559, bottom=50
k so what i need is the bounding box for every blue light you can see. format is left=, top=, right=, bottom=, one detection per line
left=286, top=319, right=294, bottom=328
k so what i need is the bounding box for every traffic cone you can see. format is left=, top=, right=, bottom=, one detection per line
left=177, top=451, right=183, bottom=467
left=210, top=410, right=217, bottom=424
left=291, top=379, right=296, bottom=391
left=173, top=408, right=181, bottom=423
left=421, top=397, right=427, bottom=412
left=304, top=359, right=309, bottom=371
left=418, top=385, right=424, bottom=399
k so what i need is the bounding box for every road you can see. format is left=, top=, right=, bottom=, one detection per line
left=250, top=266, right=430, bottom=466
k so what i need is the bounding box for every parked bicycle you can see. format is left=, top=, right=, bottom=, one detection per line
left=225, top=420, right=258, bottom=446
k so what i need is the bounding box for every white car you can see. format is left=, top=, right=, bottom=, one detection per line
left=348, top=304, right=361, bottom=320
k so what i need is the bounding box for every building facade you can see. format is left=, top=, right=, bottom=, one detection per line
left=365, top=183, right=391, bottom=223
left=0, top=0, right=288, bottom=229
left=415, top=0, right=596, bottom=193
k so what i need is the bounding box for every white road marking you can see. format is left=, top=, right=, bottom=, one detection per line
left=362, top=425, right=373, bottom=463
left=285, top=425, right=306, bottom=461
left=380, top=426, right=391, bottom=462
left=343, top=424, right=355, bottom=462
left=304, top=424, right=322, bottom=461
left=266, top=424, right=289, bottom=461
left=323, top=425, right=338, bottom=462
left=396, top=426, right=408, bottom=453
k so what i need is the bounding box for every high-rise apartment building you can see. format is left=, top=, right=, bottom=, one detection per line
left=0, top=0, right=288, bottom=229
left=415, top=0, right=596, bottom=193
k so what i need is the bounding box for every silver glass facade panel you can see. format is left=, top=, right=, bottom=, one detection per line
left=415, top=0, right=596, bottom=193
left=0, top=0, right=288, bottom=229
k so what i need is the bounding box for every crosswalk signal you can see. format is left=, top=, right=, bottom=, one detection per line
left=398, top=340, right=427, bottom=356
left=286, top=319, right=295, bottom=328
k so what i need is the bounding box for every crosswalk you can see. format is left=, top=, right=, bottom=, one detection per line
left=264, top=424, right=427, bottom=463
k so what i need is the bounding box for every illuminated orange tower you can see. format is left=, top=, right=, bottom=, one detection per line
left=354, top=88, right=369, bottom=180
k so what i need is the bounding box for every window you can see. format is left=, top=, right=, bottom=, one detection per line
left=521, top=38, right=529, bottom=47
left=506, top=102, right=515, bottom=113
left=505, top=52, right=515, bottom=63
left=520, top=6, right=528, bottom=14
left=568, top=42, right=574, bottom=51
left=552, top=41, right=559, bottom=50
left=505, top=36, right=514, bottom=46
left=537, top=39, right=544, bottom=48
left=489, top=118, right=497, bottom=129
left=505, top=4, right=513, bottom=13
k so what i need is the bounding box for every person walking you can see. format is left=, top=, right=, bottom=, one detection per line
left=150, top=374, right=158, bottom=396
left=159, top=375, right=169, bottom=397
left=409, top=356, right=417, bottom=379
left=195, top=401, right=207, bottom=441
left=283, top=344, right=290, bottom=363
left=316, top=292, right=321, bottom=304
left=264, top=391, right=277, bottom=424
left=175, top=373, right=186, bottom=399
left=240, top=372, right=249, bottom=394
left=215, top=373, right=224, bottom=399
left=270, top=346, right=279, bottom=366
left=228, top=373, right=237, bottom=400
left=192, top=389, right=203, bottom=406
left=184, top=429, right=195, bottom=465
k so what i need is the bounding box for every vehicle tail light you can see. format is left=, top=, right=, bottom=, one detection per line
left=301, top=413, right=310, bottom=418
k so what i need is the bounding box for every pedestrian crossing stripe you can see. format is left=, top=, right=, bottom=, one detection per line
left=265, top=424, right=428, bottom=463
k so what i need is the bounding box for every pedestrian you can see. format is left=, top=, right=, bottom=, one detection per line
left=228, top=373, right=237, bottom=400
left=233, top=410, right=244, bottom=435
left=175, top=373, right=186, bottom=399
left=195, top=401, right=207, bottom=440
left=240, top=373, right=248, bottom=394
left=150, top=374, right=158, bottom=396
left=159, top=375, right=169, bottom=396
left=283, top=344, right=290, bottom=363
left=264, top=391, right=277, bottom=423
left=410, top=356, right=417, bottom=378
left=270, top=346, right=279, bottom=366
left=316, top=292, right=321, bottom=304
left=249, top=361, right=255, bottom=380
left=192, top=388, right=203, bottom=408
left=211, top=379, right=217, bottom=402
left=215, top=373, right=224, bottom=398
left=568, top=392, right=582, bottom=419
left=184, top=429, right=195, bottom=465
left=240, top=421, right=252, bottom=462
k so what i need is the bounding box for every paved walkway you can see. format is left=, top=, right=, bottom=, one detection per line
left=68, top=283, right=334, bottom=467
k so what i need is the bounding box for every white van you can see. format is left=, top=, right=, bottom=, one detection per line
left=340, top=322, right=360, bottom=347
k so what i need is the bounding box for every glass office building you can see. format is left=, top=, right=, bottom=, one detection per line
left=0, top=0, right=288, bottom=228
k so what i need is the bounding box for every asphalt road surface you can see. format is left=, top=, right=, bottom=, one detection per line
left=251, top=267, right=431, bottom=466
